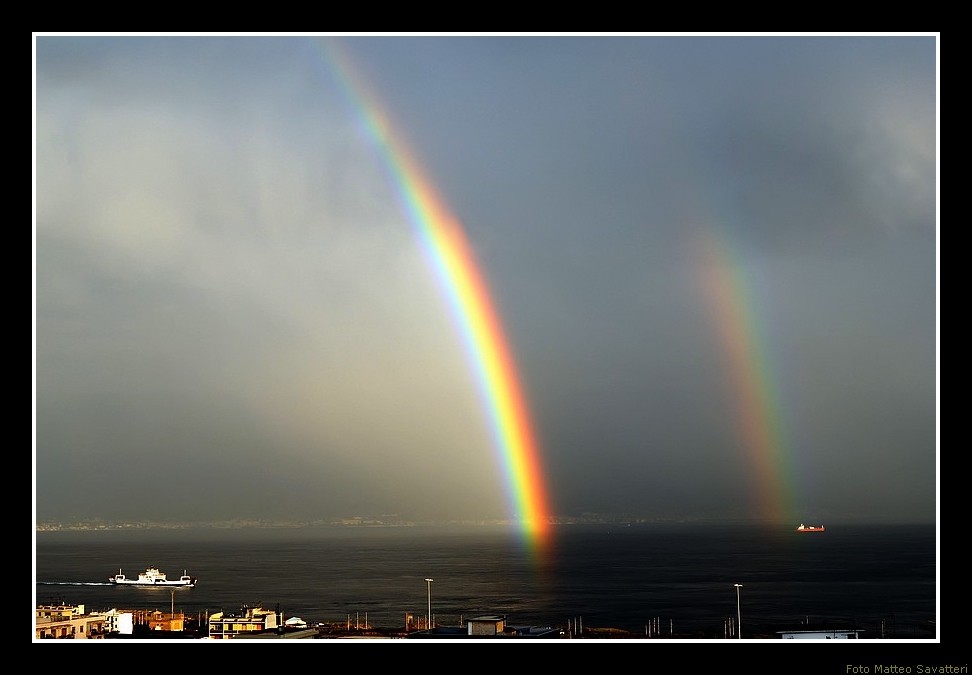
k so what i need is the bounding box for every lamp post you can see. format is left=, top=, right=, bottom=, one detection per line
left=734, top=584, right=743, bottom=639
left=425, top=578, right=434, bottom=630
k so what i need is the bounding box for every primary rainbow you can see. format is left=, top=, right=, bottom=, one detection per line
left=319, top=41, right=553, bottom=548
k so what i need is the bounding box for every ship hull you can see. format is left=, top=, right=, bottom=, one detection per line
left=108, top=579, right=195, bottom=586
left=109, top=567, right=196, bottom=587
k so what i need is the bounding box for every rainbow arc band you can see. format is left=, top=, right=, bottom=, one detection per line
left=320, top=40, right=553, bottom=549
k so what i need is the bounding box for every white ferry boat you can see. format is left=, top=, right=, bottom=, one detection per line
left=108, top=567, right=196, bottom=587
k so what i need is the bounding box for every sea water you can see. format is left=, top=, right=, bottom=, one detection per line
left=34, top=522, right=937, bottom=639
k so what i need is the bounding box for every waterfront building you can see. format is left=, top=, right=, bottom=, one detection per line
left=101, top=609, right=134, bottom=635
left=137, top=608, right=186, bottom=632
left=407, top=614, right=562, bottom=639
left=775, top=621, right=863, bottom=639
left=208, top=605, right=280, bottom=639
left=35, top=603, right=106, bottom=640
left=468, top=615, right=507, bottom=636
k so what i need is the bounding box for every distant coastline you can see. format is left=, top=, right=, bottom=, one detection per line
left=35, top=515, right=937, bottom=533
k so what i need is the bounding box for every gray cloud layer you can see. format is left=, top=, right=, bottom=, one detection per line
left=34, top=35, right=937, bottom=525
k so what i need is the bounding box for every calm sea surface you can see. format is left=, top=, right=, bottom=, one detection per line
left=34, top=523, right=938, bottom=639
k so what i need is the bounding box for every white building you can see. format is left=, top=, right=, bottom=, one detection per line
left=776, top=622, right=863, bottom=639
left=100, top=609, right=135, bottom=635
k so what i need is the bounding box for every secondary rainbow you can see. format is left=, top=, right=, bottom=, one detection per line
left=319, top=41, right=553, bottom=547
left=694, top=226, right=796, bottom=524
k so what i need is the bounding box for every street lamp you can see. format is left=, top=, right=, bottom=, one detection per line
left=734, top=584, right=743, bottom=639
left=425, top=578, right=434, bottom=630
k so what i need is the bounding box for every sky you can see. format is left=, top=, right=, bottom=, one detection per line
left=33, top=34, right=938, bottom=528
